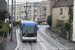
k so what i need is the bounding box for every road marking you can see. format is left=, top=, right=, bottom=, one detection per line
left=15, top=28, right=20, bottom=50
left=39, top=42, right=46, bottom=50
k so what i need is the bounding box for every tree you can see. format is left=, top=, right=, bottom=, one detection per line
left=68, top=6, right=73, bottom=23
left=47, top=15, right=52, bottom=27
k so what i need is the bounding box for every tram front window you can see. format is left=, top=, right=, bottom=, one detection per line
left=26, top=26, right=34, bottom=34
left=22, top=26, right=35, bottom=34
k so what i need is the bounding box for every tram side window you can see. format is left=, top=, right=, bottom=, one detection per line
left=22, top=27, right=25, bottom=36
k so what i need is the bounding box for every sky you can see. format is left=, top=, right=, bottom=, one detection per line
left=6, top=0, right=43, bottom=5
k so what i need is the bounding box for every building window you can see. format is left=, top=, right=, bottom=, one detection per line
left=21, top=6, right=24, bottom=9
left=40, top=5, right=42, bottom=8
left=21, top=11, right=23, bottom=14
left=34, top=15, right=37, bottom=17
left=24, top=6, right=26, bottom=9
left=13, top=11, right=15, bottom=15
left=40, top=15, right=42, bottom=18
left=34, top=9, right=37, bottom=13
left=24, top=16, right=26, bottom=18
left=45, top=10, right=46, bottom=13
left=40, top=10, right=42, bottom=13
left=9, top=7, right=11, bottom=10
left=30, top=5, right=32, bottom=9
left=30, top=15, right=31, bottom=19
left=17, top=16, right=18, bottom=20
left=60, top=8, right=63, bottom=15
left=13, top=7, right=15, bottom=10
left=30, top=10, right=31, bottom=14
left=17, top=7, right=19, bottom=10
left=17, top=12, right=19, bottom=15
left=34, top=4, right=37, bottom=7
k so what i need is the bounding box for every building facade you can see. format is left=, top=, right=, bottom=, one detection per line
left=9, top=1, right=54, bottom=22
left=52, top=0, right=73, bottom=27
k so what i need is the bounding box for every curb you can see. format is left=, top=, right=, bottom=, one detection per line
left=15, top=28, right=19, bottom=50
left=45, top=28, right=74, bottom=50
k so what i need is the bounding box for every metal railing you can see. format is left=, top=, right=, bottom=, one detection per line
left=0, top=33, right=5, bottom=50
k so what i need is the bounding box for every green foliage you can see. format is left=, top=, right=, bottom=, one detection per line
left=65, top=22, right=71, bottom=31
left=68, top=6, right=73, bottom=23
left=47, top=15, right=52, bottom=27
left=13, top=21, right=20, bottom=26
left=56, top=20, right=64, bottom=28
left=0, top=23, right=8, bottom=37
left=9, top=21, right=20, bottom=26
left=0, top=20, right=5, bottom=24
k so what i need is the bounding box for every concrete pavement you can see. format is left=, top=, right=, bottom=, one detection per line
left=46, top=27, right=75, bottom=49
left=4, top=26, right=17, bottom=50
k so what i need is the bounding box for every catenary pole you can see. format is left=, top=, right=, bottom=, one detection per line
left=11, top=0, right=13, bottom=41
left=14, top=0, right=16, bottom=26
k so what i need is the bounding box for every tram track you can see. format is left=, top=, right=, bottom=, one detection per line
left=38, top=29, right=70, bottom=50
left=16, top=25, right=71, bottom=50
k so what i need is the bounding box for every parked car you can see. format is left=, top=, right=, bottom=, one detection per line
left=41, top=22, right=48, bottom=25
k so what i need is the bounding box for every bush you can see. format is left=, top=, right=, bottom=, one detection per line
left=9, top=21, right=20, bottom=26
left=56, top=20, right=64, bottom=28
left=0, top=20, right=5, bottom=24
left=65, top=22, right=71, bottom=31
left=13, top=21, right=20, bottom=26
left=0, top=23, right=8, bottom=37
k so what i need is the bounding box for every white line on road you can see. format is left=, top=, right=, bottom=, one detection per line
left=15, top=28, right=20, bottom=50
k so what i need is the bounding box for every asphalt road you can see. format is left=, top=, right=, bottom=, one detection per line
left=16, top=25, right=70, bottom=50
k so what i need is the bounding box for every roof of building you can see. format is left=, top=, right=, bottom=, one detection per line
left=53, top=0, right=73, bottom=8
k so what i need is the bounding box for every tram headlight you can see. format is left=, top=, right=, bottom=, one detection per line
left=34, top=35, right=36, bottom=38
left=23, top=35, right=25, bottom=37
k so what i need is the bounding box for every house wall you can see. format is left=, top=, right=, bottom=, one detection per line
left=52, top=6, right=69, bottom=27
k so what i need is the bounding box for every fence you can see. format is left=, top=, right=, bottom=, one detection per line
left=0, top=33, right=5, bottom=50
left=50, top=27, right=59, bottom=33
left=50, top=27, right=73, bottom=40
left=60, top=27, right=67, bottom=37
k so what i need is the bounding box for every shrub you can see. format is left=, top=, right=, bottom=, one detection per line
left=65, top=22, right=71, bottom=31
left=13, top=21, right=20, bottom=26
left=9, top=21, right=20, bottom=26
left=0, top=20, right=4, bottom=24
left=56, top=20, right=64, bottom=28
left=0, top=23, right=8, bottom=37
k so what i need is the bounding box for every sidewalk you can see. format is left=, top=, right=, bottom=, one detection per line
left=4, top=26, right=17, bottom=50
left=46, top=27, right=75, bottom=49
